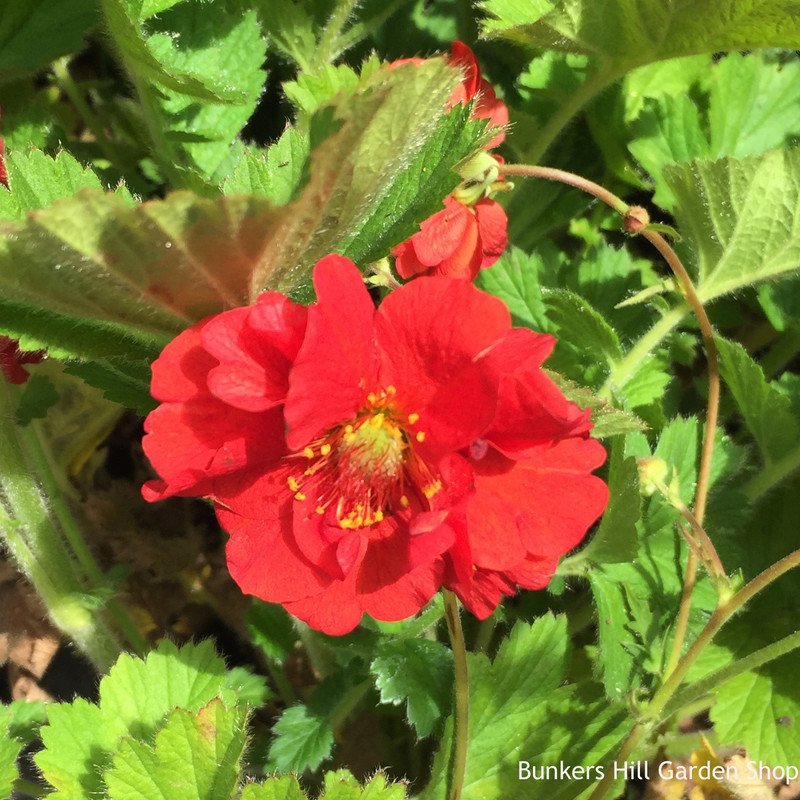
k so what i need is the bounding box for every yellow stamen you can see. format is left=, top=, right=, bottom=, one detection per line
left=295, top=492, right=306, bottom=501
left=415, top=431, right=426, bottom=442
left=288, top=476, right=300, bottom=491
left=320, top=443, right=331, bottom=456
left=303, top=446, right=314, bottom=459
left=408, top=413, right=419, bottom=424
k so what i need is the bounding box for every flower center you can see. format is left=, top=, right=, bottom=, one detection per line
left=451, top=150, right=512, bottom=206
left=288, top=386, right=441, bottom=530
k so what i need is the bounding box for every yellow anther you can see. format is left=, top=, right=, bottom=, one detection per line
left=367, top=392, right=378, bottom=404
left=371, top=413, right=385, bottom=428
left=345, top=424, right=354, bottom=434
left=320, top=443, right=331, bottom=456
left=344, top=432, right=356, bottom=442
left=415, top=431, right=426, bottom=442
left=316, top=506, right=326, bottom=515
left=422, top=480, right=442, bottom=499
left=294, top=492, right=306, bottom=501
left=374, top=510, right=384, bottom=522
left=408, top=413, right=419, bottom=424
left=303, top=446, right=314, bottom=459
left=387, top=385, right=397, bottom=395
left=288, top=476, right=300, bottom=491
left=400, top=495, right=409, bottom=508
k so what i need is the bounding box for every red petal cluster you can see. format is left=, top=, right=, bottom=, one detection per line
left=391, top=42, right=509, bottom=281
left=142, top=256, right=608, bottom=634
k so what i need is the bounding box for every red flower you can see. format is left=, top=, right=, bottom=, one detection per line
left=0, top=337, right=44, bottom=385
left=391, top=43, right=509, bottom=280
left=142, top=256, right=607, bottom=634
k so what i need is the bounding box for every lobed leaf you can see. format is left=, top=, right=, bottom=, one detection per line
left=666, top=149, right=800, bottom=302
left=104, top=699, right=248, bottom=800
left=268, top=705, right=334, bottom=774
left=479, top=0, right=800, bottom=71
left=370, top=638, right=454, bottom=738
left=420, top=616, right=628, bottom=800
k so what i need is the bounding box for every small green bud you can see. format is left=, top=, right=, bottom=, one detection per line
left=637, top=457, right=669, bottom=496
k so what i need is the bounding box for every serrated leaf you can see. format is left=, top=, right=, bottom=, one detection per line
left=100, top=0, right=251, bottom=103
left=240, top=775, right=308, bottom=800
left=246, top=600, right=298, bottom=665
left=148, top=3, right=267, bottom=179
left=716, top=337, right=800, bottom=465
left=619, top=349, right=672, bottom=410
left=284, top=63, right=364, bottom=117
left=544, top=288, right=624, bottom=370
left=249, top=60, right=484, bottom=293
left=224, top=666, right=272, bottom=707
left=269, top=705, right=334, bottom=774
left=105, top=698, right=248, bottom=800
left=666, top=149, right=800, bottom=302
left=370, top=639, right=453, bottom=738
left=0, top=190, right=284, bottom=359
left=715, top=670, right=800, bottom=764
left=420, top=616, right=628, bottom=800
left=257, top=0, right=318, bottom=72
left=545, top=371, right=647, bottom=439
left=562, top=451, right=641, bottom=569
left=2, top=699, right=47, bottom=743
left=475, top=245, right=549, bottom=331
left=0, top=0, right=100, bottom=80
left=64, top=356, right=156, bottom=415
left=36, top=640, right=230, bottom=799
left=223, top=129, right=310, bottom=206
left=0, top=150, right=104, bottom=221
left=0, top=737, right=21, bottom=800
left=480, top=0, right=800, bottom=70
left=15, top=374, right=60, bottom=425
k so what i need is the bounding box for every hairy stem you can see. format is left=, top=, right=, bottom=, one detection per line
left=587, top=546, right=800, bottom=800
left=443, top=589, right=469, bottom=800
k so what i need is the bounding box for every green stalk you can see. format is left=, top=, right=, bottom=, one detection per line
left=0, top=381, right=121, bottom=670
left=742, top=443, right=800, bottom=502
left=315, top=0, right=362, bottom=69
left=443, top=589, right=469, bottom=800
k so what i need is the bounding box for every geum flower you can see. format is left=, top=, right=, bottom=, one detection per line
left=142, top=256, right=608, bottom=634
left=391, top=42, right=510, bottom=281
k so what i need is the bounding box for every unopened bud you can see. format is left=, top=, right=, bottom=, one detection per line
left=623, top=205, right=649, bottom=234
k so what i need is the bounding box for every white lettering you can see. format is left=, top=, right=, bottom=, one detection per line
left=519, top=761, right=531, bottom=780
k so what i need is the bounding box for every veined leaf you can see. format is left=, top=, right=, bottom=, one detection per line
left=666, top=149, right=800, bottom=301
left=480, top=0, right=800, bottom=71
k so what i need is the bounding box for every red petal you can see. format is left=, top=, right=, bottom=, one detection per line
left=203, top=294, right=305, bottom=412
left=449, top=42, right=481, bottom=100
left=149, top=319, right=217, bottom=403
left=375, top=276, right=510, bottom=456
left=467, top=442, right=608, bottom=569
left=410, top=198, right=471, bottom=267
left=474, top=199, right=508, bottom=269
left=284, top=256, right=378, bottom=449
left=218, top=467, right=334, bottom=603
left=393, top=239, right=430, bottom=280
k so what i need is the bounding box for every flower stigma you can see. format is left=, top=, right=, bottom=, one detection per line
left=287, top=386, right=441, bottom=529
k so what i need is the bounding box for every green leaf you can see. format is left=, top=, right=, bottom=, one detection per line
left=268, top=705, right=334, bottom=774
left=248, top=59, right=484, bottom=292
left=0, top=190, right=285, bottom=358
left=370, top=638, right=454, bottom=738
left=284, top=63, right=365, bottom=117
left=105, top=698, right=248, bottom=800
left=148, top=2, right=267, bottom=179
left=100, top=0, right=252, bottom=103
left=63, top=356, right=156, bottom=415
left=716, top=337, right=800, bottom=465
left=36, top=640, right=230, bottom=798
left=240, top=775, right=308, bottom=800
left=246, top=600, right=298, bottom=665
left=629, top=52, right=800, bottom=210
left=545, top=288, right=624, bottom=368
left=479, top=0, right=800, bottom=70
left=562, top=451, right=641, bottom=569
left=0, top=149, right=105, bottom=221
left=224, top=666, right=272, bottom=708
left=420, top=616, right=629, bottom=800
left=0, top=0, right=100, bottom=80
left=223, top=129, right=310, bottom=206
left=256, top=0, right=317, bottom=71
left=475, top=246, right=549, bottom=331
left=15, top=374, right=60, bottom=425
left=545, top=372, right=647, bottom=439
left=242, top=771, right=407, bottom=800
left=666, top=149, right=800, bottom=302
left=0, top=737, right=20, bottom=800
